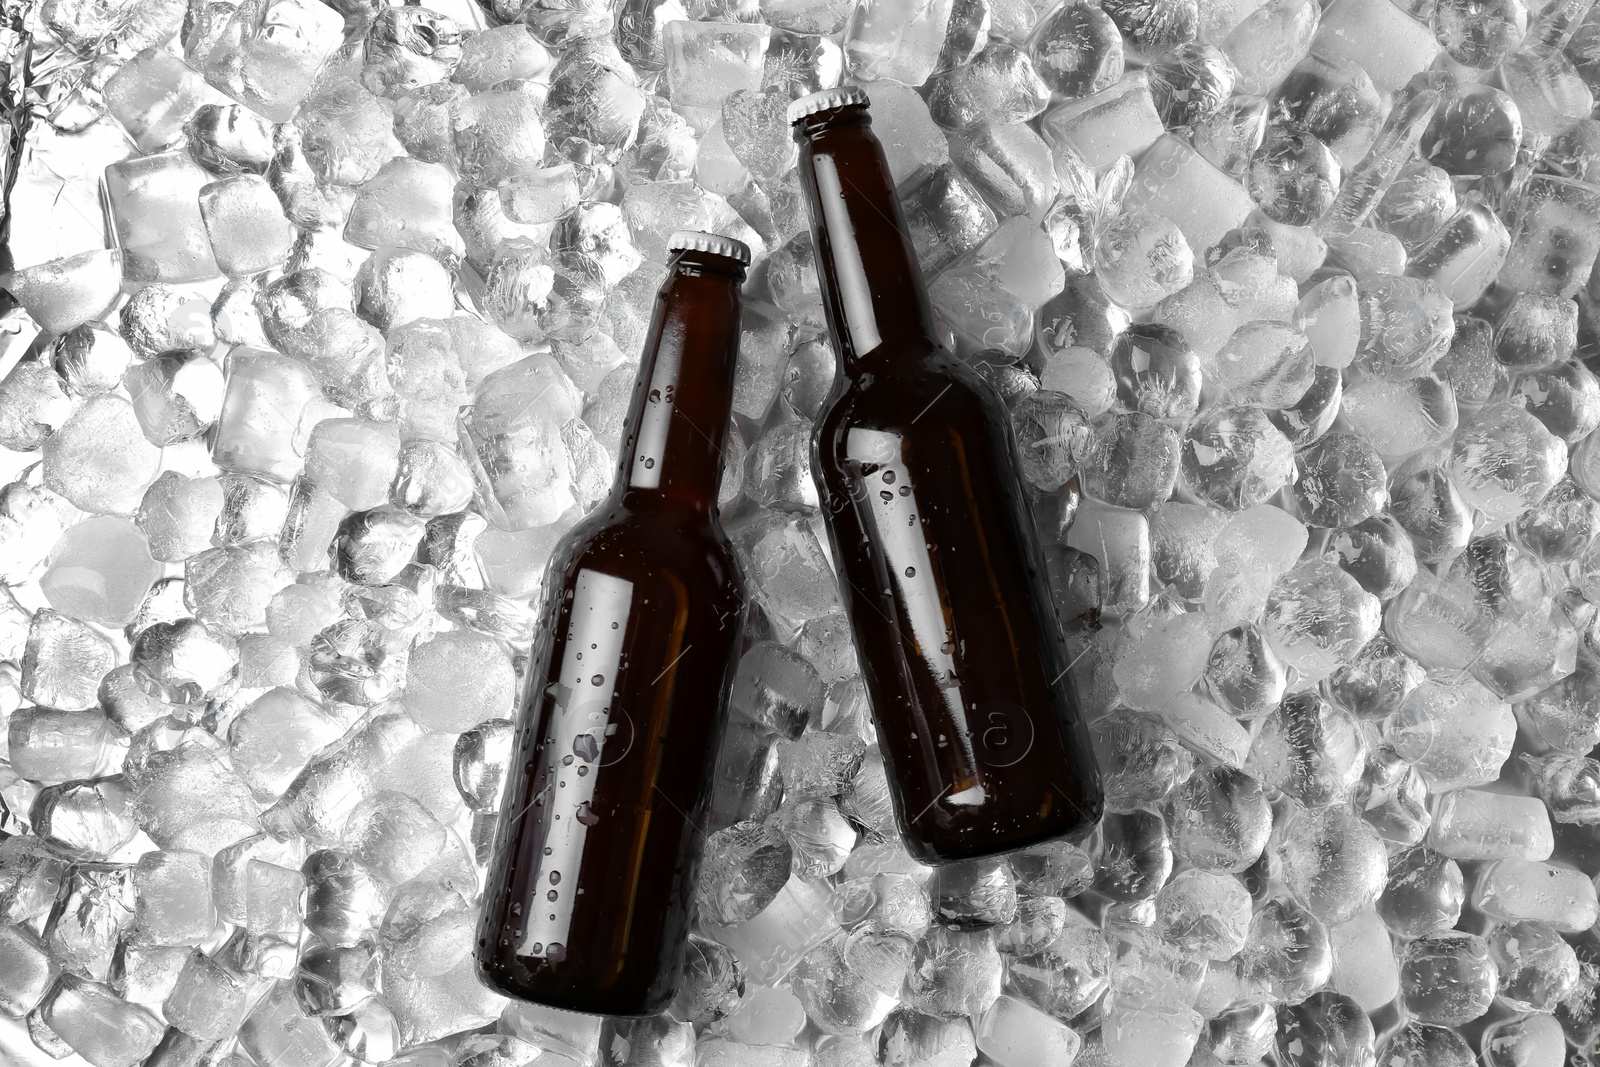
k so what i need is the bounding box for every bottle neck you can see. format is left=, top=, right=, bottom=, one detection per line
left=613, top=253, right=743, bottom=511
left=794, top=107, right=941, bottom=371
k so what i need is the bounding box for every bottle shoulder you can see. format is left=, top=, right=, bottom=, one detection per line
left=817, top=352, right=1008, bottom=442
left=555, top=503, right=743, bottom=595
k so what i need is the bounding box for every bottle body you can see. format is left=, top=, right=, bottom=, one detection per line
left=476, top=239, right=748, bottom=1016
left=793, top=94, right=1103, bottom=863
left=476, top=509, right=743, bottom=1015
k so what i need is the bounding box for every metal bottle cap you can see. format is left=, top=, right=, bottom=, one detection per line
left=666, top=230, right=752, bottom=265
left=786, top=86, right=871, bottom=125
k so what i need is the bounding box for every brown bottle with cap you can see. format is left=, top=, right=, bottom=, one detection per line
left=788, top=87, right=1103, bottom=864
left=476, top=232, right=749, bottom=1016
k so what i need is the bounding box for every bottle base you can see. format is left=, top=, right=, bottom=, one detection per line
left=900, top=804, right=1103, bottom=866
left=475, top=955, right=674, bottom=1019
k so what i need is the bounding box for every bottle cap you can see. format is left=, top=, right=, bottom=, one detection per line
left=786, top=86, right=871, bottom=125
left=667, top=230, right=752, bottom=265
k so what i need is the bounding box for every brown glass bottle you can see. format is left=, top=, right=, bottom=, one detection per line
left=476, top=232, right=749, bottom=1017
left=789, top=88, right=1103, bottom=864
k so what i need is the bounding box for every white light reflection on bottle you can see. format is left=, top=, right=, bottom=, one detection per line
left=846, top=427, right=985, bottom=807
left=519, top=567, right=634, bottom=958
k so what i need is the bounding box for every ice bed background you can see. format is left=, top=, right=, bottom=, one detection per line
left=0, top=0, right=1598, bottom=1064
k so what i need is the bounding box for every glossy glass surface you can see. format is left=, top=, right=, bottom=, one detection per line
left=476, top=250, right=747, bottom=1016
left=794, top=104, right=1104, bottom=864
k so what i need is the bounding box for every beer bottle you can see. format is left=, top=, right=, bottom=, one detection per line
left=477, top=232, right=750, bottom=1016
left=788, top=88, right=1103, bottom=863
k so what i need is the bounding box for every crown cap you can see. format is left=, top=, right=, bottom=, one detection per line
left=787, top=86, right=870, bottom=125
left=667, top=230, right=751, bottom=265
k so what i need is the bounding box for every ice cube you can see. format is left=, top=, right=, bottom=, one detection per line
left=104, top=152, right=221, bottom=284
left=1243, top=128, right=1340, bottom=234
left=1122, top=134, right=1257, bottom=262
left=1481, top=1012, right=1566, bottom=1067
left=1488, top=919, right=1579, bottom=1012
left=1267, top=52, right=1383, bottom=168
left=1472, top=859, right=1600, bottom=931
left=1248, top=692, right=1364, bottom=808
left=0, top=836, right=70, bottom=926
left=46, top=863, right=136, bottom=982
left=1180, top=404, right=1295, bottom=511
left=1203, top=320, right=1314, bottom=408
left=1276, top=991, right=1377, bottom=1067
left=361, top=6, right=464, bottom=98
left=19, top=614, right=117, bottom=722
left=164, top=949, right=252, bottom=1040
left=1278, top=804, right=1388, bottom=924
left=928, top=264, right=1035, bottom=357
left=124, top=356, right=226, bottom=446
left=31, top=777, right=137, bottom=857
left=261, top=711, right=427, bottom=845
left=1263, top=556, right=1381, bottom=683
left=1521, top=752, right=1600, bottom=823
left=132, top=737, right=261, bottom=855
left=905, top=924, right=1003, bottom=1018
left=707, top=872, right=837, bottom=985
left=355, top=248, right=457, bottom=333
left=1312, top=0, right=1441, bottom=91
left=225, top=687, right=345, bottom=803
left=343, top=790, right=470, bottom=887
left=926, top=41, right=1051, bottom=132
left=187, top=102, right=277, bottom=175
left=899, top=163, right=999, bottom=276
left=1325, top=906, right=1400, bottom=1012
left=184, top=541, right=293, bottom=637
left=236, top=979, right=347, bottom=1067
left=40, top=976, right=164, bottom=1067
left=0, top=358, right=72, bottom=454
left=1499, top=174, right=1600, bottom=296
left=342, top=159, right=463, bottom=264
left=1449, top=401, right=1567, bottom=527
left=0, top=924, right=56, bottom=1017
left=206, top=474, right=286, bottom=552
left=1041, top=74, right=1165, bottom=171
left=1433, top=0, right=1528, bottom=66
left=1221, top=0, right=1318, bottom=93
left=1355, top=274, right=1454, bottom=380
left=1375, top=1022, right=1475, bottom=1067
left=1, top=249, right=123, bottom=335
left=664, top=21, right=772, bottom=116
left=38, top=516, right=160, bottom=628
left=40, top=394, right=161, bottom=518
left=663, top=933, right=745, bottom=1027
left=1110, top=612, right=1212, bottom=713
left=454, top=24, right=552, bottom=90
left=845, top=0, right=970, bottom=85
left=1167, top=765, right=1272, bottom=873
left=444, top=719, right=511, bottom=817
left=1238, top=896, right=1333, bottom=1003
left=127, top=850, right=217, bottom=951
left=299, top=849, right=384, bottom=951
left=197, top=0, right=347, bottom=122
left=1100, top=990, right=1203, bottom=1067
left=949, top=122, right=1057, bottom=224
left=212, top=349, right=326, bottom=483
left=1390, top=673, right=1516, bottom=791
left=698, top=819, right=796, bottom=927
left=300, top=418, right=402, bottom=512
left=1373, top=162, right=1457, bottom=250
left=198, top=174, right=295, bottom=278
left=1398, top=932, right=1498, bottom=1024
left=1408, top=202, right=1511, bottom=306
left=240, top=858, right=304, bottom=973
